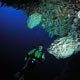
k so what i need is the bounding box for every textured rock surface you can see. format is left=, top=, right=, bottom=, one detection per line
left=47, top=36, right=80, bottom=59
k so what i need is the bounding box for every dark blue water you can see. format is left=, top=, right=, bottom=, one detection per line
left=0, top=5, right=69, bottom=80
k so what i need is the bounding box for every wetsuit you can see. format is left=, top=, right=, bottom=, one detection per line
left=18, top=48, right=45, bottom=79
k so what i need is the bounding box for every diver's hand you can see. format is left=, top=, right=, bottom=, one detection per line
left=42, top=54, right=45, bottom=62
left=24, top=57, right=27, bottom=61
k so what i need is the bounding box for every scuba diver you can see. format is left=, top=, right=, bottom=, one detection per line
left=14, top=44, right=45, bottom=80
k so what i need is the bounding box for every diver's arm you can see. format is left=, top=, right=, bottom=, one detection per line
left=42, top=53, right=45, bottom=61
left=24, top=48, right=36, bottom=61
left=28, top=48, right=36, bottom=55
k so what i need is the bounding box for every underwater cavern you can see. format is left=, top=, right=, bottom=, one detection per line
left=0, top=0, right=80, bottom=80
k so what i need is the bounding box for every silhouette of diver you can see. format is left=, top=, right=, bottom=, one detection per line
left=14, top=44, right=45, bottom=80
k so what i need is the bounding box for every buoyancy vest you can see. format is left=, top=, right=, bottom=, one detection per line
left=30, top=48, right=43, bottom=60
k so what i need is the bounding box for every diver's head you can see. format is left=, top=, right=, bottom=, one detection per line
left=38, top=44, right=43, bottom=52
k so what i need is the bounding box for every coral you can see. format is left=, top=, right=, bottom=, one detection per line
left=26, top=12, right=42, bottom=29
left=38, top=0, right=80, bottom=37
left=1, top=0, right=80, bottom=38
left=47, top=35, right=80, bottom=59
